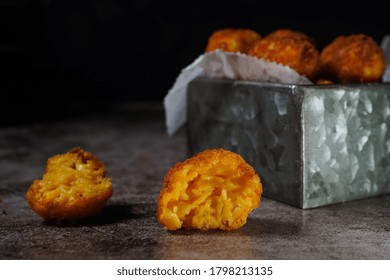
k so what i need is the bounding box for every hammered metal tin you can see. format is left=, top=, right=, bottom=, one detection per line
left=187, top=77, right=390, bottom=208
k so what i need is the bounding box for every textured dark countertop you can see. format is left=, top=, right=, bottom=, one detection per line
left=1, top=107, right=389, bottom=260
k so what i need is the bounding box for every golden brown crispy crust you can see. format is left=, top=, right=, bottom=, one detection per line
left=157, top=149, right=262, bottom=231
left=248, top=35, right=320, bottom=80
left=319, top=34, right=385, bottom=83
left=26, top=147, right=112, bottom=221
left=266, top=28, right=316, bottom=46
left=205, top=28, right=261, bottom=54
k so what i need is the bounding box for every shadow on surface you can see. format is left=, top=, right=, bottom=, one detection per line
left=42, top=203, right=156, bottom=227
left=166, top=227, right=246, bottom=236
left=244, top=217, right=303, bottom=237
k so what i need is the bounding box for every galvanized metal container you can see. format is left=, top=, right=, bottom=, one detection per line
left=187, top=77, right=390, bottom=208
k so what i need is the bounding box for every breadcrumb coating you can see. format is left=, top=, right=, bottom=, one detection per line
left=248, top=32, right=320, bottom=80
left=266, top=29, right=316, bottom=46
left=157, top=149, right=262, bottom=230
left=205, top=28, right=261, bottom=54
left=319, top=34, right=385, bottom=83
left=26, top=147, right=112, bottom=221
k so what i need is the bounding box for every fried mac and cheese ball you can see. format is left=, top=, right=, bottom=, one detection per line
left=26, top=147, right=113, bottom=221
left=205, top=28, right=261, bottom=54
left=248, top=30, right=320, bottom=80
left=319, top=34, right=385, bottom=83
left=157, top=149, right=262, bottom=231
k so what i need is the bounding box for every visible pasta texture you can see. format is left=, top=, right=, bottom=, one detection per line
left=26, top=147, right=112, bottom=221
left=157, top=149, right=262, bottom=230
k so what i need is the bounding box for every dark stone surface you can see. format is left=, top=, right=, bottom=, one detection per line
left=1, top=108, right=389, bottom=259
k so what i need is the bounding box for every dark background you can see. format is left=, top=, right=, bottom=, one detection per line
left=1, top=0, right=389, bottom=125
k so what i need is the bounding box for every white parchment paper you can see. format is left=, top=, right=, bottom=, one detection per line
left=164, top=50, right=312, bottom=136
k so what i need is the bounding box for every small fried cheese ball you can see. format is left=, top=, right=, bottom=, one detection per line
left=248, top=32, right=320, bottom=80
left=26, top=147, right=112, bottom=221
left=205, top=28, right=261, bottom=54
left=157, top=149, right=262, bottom=231
left=319, top=34, right=385, bottom=83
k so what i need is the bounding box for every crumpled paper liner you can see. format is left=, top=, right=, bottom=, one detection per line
left=165, top=36, right=390, bottom=136
left=164, top=50, right=312, bottom=136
